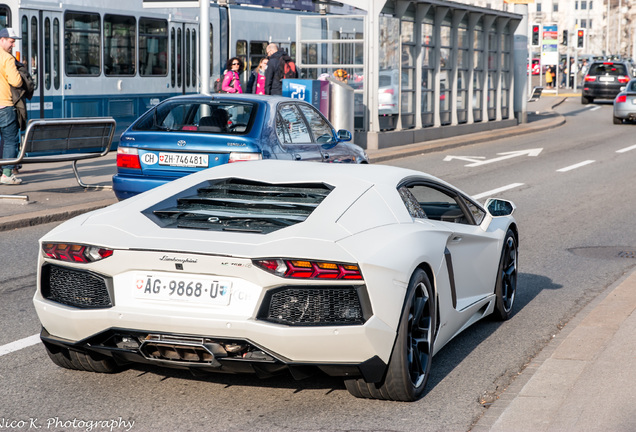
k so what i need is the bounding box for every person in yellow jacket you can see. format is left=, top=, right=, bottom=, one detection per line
left=0, top=28, right=23, bottom=185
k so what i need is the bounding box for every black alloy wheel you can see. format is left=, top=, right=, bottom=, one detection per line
left=493, top=229, right=518, bottom=321
left=344, top=269, right=435, bottom=401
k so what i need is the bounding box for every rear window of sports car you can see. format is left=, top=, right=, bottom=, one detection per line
left=133, top=100, right=257, bottom=134
left=144, top=178, right=333, bottom=233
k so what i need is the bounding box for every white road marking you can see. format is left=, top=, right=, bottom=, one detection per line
left=557, top=160, right=595, bottom=172
left=472, top=183, right=524, bottom=200
left=0, top=334, right=40, bottom=357
left=616, top=144, right=636, bottom=153
left=444, top=148, right=542, bottom=167
left=589, top=106, right=602, bottom=111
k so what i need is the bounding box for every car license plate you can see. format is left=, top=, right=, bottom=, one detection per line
left=599, top=76, right=614, bottom=82
left=158, top=152, right=209, bottom=168
left=134, top=274, right=231, bottom=305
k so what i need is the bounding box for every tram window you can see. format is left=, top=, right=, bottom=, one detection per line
left=191, top=29, right=196, bottom=89
left=236, top=40, right=247, bottom=80
left=249, top=41, right=267, bottom=74
left=170, top=27, right=175, bottom=86
left=65, top=11, right=100, bottom=76
left=185, top=29, right=190, bottom=87
left=139, top=18, right=167, bottom=76
left=20, top=16, right=29, bottom=76
left=45, top=18, right=51, bottom=89
left=53, top=18, right=60, bottom=89
left=104, top=14, right=135, bottom=76
left=176, top=27, right=182, bottom=87
left=30, top=16, right=38, bottom=89
left=0, top=5, right=8, bottom=28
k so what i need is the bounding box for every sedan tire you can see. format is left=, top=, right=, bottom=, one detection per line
left=345, top=269, right=435, bottom=401
left=581, top=96, right=593, bottom=104
left=613, top=116, right=623, bottom=125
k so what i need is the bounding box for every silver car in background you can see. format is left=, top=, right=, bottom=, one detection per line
left=613, top=79, right=636, bottom=124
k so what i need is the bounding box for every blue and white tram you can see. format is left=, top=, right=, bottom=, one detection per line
left=0, top=0, right=302, bottom=142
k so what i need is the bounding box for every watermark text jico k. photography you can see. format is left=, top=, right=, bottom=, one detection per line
left=0, top=417, right=134, bottom=431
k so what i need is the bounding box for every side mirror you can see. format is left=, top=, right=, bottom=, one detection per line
left=337, top=129, right=352, bottom=142
left=485, top=198, right=516, bottom=216
left=620, top=86, right=626, bottom=92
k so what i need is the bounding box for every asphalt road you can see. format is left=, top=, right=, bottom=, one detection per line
left=1, top=98, right=635, bottom=432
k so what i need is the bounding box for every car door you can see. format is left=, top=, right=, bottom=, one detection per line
left=274, top=103, right=324, bottom=162
left=296, top=103, right=357, bottom=163
left=404, top=181, right=500, bottom=311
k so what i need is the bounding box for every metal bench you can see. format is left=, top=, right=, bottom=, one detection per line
left=528, top=86, right=543, bottom=102
left=0, top=117, right=116, bottom=201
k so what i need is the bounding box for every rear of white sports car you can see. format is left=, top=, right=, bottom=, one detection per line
left=33, top=161, right=517, bottom=401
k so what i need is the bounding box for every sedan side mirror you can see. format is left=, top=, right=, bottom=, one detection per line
left=337, top=129, right=352, bottom=142
left=485, top=198, right=516, bottom=216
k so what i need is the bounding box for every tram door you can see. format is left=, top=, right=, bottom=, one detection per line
left=20, top=10, right=63, bottom=119
left=169, top=22, right=198, bottom=95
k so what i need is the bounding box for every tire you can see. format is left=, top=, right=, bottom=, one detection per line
left=493, top=229, right=518, bottom=321
left=44, top=342, right=118, bottom=374
left=613, top=116, right=623, bottom=125
left=581, top=96, right=592, bottom=104
left=345, top=269, right=435, bottom=401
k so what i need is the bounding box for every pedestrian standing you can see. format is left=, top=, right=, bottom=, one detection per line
left=264, top=43, right=284, bottom=95
left=221, top=57, right=243, bottom=94
left=246, top=58, right=268, bottom=94
left=0, top=28, right=24, bottom=185
left=545, top=66, right=553, bottom=88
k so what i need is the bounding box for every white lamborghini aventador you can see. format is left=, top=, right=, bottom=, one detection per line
left=34, top=160, right=518, bottom=402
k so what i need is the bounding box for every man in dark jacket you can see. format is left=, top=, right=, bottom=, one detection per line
left=264, top=43, right=284, bottom=96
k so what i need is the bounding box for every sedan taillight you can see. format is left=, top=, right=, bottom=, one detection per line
left=117, top=147, right=141, bottom=169
left=616, top=95, right=627, bottom=103
left=42, top=243, right=114, bottom=263
left=253, top=259, right=363, bottom=280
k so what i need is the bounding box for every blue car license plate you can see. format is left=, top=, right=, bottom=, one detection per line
left=159, top=152, right=209, bottom=168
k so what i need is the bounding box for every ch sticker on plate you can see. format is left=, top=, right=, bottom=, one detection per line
left=142, top=153, right=158, bottom=165
left=134, top=274, right=231, bottom=306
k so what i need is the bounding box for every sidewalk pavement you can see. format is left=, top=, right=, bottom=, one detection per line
left=4, top=90, right=635, bottom=432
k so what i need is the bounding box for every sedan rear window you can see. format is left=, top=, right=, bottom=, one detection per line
left=588, top=63, right=628, bottom=76
left=133, top=100, right=257, bottom=134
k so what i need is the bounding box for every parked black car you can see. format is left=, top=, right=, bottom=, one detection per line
left=581, top=61, right=634, bottom=104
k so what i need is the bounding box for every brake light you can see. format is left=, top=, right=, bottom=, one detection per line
left=42, top=243, right=114, bottom=263
left=618, top=76, right=630, bottom=84
left=584, top=75, right=596, bottom=82
left=228, top=152, right=262, bottom=163
left=616, top=95, right=627, bottom=103
left=253, top=259, right=363, bottom=280
left=116, top=147, right=141, bottom=169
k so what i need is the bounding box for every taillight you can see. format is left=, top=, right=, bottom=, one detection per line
left=584, top=75, right=596, bottom=82
left=42, top=243, right=114, bottom=263
left=253, top=259, right=363, bottom=280
left=116, top=146, right=141, bottom=169
left=616, top=94, right=627, bottom=103
left=382, top=88, right=394, bottom=95
left=228, top=152, right=262, bottom=163
left=618, top=76, right=630, bottom=84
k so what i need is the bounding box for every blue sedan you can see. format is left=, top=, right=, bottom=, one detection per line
left=112, top=94, right=368, bottom=200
